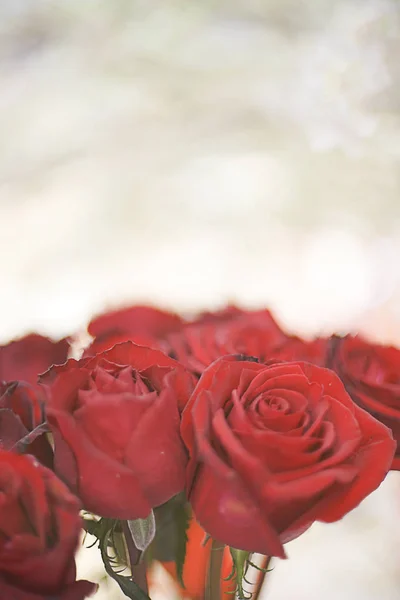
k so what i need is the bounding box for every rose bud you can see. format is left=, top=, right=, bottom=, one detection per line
left=40, top=342, right=195, bottom=520
left=0, top=381, right=53, bottom=467
left=85, top=304, right=183, bottom=355
left=328, top=334, right=400, bottom=469
left=271, top=335, right=328, bottom=366
left=0, top=451, right=95, bottom=599
left=0, top=334, right=69, bottom=385
left=168, top=309, right=286, bottom=376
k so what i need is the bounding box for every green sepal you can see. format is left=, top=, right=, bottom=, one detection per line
left=229, top=548, right=251, bottom=600
left=99, top=520, right=151, bottom=600
left=247, top=559, right=274, bottom=574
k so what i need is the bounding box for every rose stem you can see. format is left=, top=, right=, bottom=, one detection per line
left=122, top=521, right=149, bottom=595
left=252, top=555, right=272, bottom=600
left=205, top=540, right=224, bottom=600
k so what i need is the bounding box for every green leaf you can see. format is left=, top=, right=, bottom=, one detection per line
left=173, top=500, right=190, bottom=587
left=128, top=511, right=156, bottom=552
left=151, top=494, right=190, bottom=588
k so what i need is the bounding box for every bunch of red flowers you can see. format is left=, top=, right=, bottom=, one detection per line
left=0, top=304, right=399, bottom=600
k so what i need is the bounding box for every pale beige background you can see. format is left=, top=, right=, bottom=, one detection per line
left=1, top=1, right=400, bottom=599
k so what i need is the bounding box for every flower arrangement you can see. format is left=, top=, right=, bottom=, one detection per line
left=0, top=304, right=397, bottom=600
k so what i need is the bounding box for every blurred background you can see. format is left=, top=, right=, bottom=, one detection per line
left=1, top=1, right=400, bottom=599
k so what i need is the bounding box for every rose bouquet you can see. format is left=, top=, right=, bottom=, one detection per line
left=0, top=304, right=398, bottom=600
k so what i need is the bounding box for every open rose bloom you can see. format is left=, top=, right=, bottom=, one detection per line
left=0, top=304, right=398, bottom=600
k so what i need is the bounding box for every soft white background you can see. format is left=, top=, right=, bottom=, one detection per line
left=1, top=1, right=400, bottom=598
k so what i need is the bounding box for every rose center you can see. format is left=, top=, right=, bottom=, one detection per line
left=257, top=394, right=288, bottom=416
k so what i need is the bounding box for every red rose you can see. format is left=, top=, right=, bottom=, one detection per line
left=0, top=451, right=94, bottom=599
left=85, top=305, right=183, bottom=355
left=0, top=334, right=69, bottom=385
left=41, top=342, right=196, bottom=519
left=168, top=309, right=286, bottom=376
left=181, top=356, right=395, bottom=557
left=0, top=381, right=53, bottom=467
left=189, top=305, right=244, bottom=325
left=328, top=335, right=400, bottom=470
left=271, top=335, right=328, bottom=366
